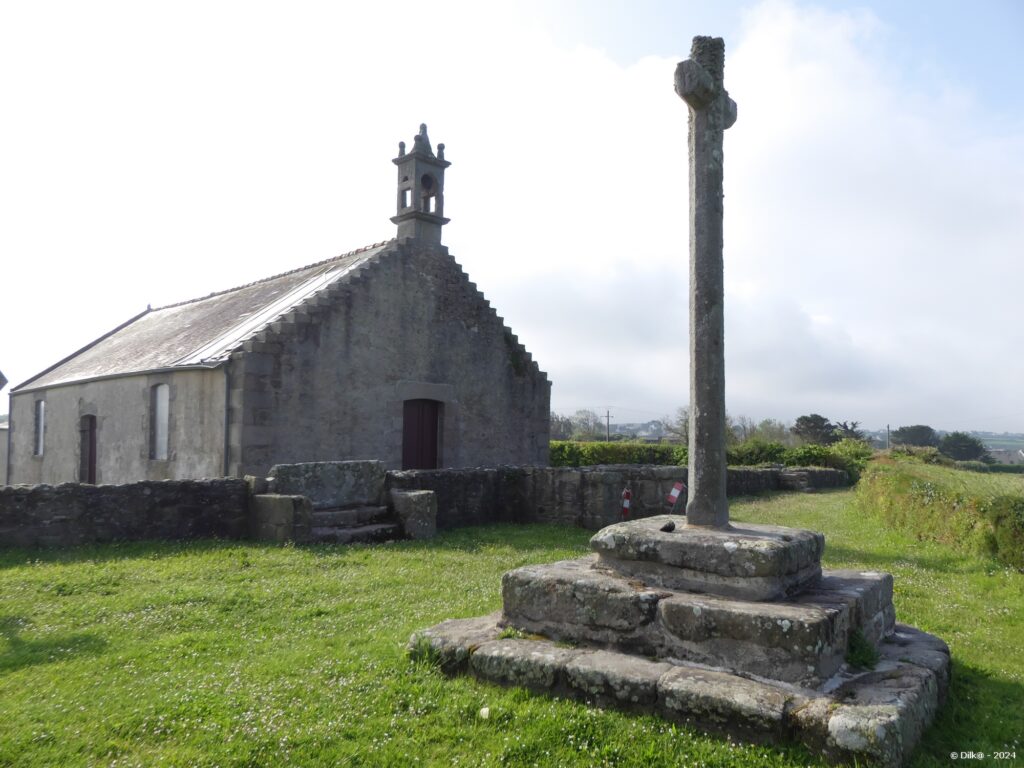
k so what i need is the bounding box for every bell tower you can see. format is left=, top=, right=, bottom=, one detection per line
left=391, top=124, right=450, bottom=244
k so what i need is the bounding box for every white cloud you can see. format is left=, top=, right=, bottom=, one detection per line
left=1, top=1, right=1021, bottom=432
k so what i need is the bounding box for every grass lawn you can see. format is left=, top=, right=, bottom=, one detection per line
left=1, top=490, right=1022, bottom=767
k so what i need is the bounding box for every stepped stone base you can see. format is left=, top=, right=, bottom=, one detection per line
left=409, top=614, right=949, bottom=768
left=411, top=516, right=947, bottom=765
left=502, top=556, right=893, bottom=687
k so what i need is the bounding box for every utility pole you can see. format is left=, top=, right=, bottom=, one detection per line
left=886, top=424, right=890, bottom=450
left=606, top=409, right=611, bottom=441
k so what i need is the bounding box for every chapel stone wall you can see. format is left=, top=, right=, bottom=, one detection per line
left=233, top=243, right=550, bottom=477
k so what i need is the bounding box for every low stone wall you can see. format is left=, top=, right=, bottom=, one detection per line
left=0, top=479, right=249, bottom=548
left=0, top=464, right=850, bottom=547
left=387, top=465, right=849, bottom=531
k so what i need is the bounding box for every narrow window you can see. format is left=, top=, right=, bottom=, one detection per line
left=149, top=384, right=169, bottom=460
left=401, top=188, right=411, bottom=208
left=33, top=400, right=45, bottom=456
left=79, top=415, right=97, bottom=484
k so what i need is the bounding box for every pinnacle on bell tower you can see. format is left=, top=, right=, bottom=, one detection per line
left=391, top=124, right=451, bottom=244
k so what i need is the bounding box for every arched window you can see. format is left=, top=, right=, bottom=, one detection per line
left=149, top=384, right=169, bottom=460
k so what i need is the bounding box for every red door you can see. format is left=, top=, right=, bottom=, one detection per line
left=79, top=415, right=97, bottom=484
left=402, top=399, right=440, bottom=470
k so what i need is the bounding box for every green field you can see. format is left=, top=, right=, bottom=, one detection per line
left=1, top=489, right=1022, bottom=767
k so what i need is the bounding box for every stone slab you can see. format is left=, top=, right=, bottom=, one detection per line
left=268, top=460, right=385, bottom=509
left=407, top=612, right=503, bottom=673
left=470, top=638, right=586, bottom=690
left=564, top=650, right=672, bottom=708
left=502, top=556, right=665, bottom=651
left=658, top=591, right=848, bottom=685
left=591, top=516, right=824, bottom=600
left=408, top=614, right=949, bottom=767
left=658, top=665, right=793, bottom=741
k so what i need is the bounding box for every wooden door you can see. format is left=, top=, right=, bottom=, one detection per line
left=79, top=415, right=97, bottom=484
left=402, top=399, right=440, bottom=470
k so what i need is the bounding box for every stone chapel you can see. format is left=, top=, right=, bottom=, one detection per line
left=6, top=126, right=550, bottom=485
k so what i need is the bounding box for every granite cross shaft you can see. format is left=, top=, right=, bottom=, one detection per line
left=675, top=36, right=737, bottom=529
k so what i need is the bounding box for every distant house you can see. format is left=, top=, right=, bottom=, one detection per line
left=7, top=126, right=550, bottom=485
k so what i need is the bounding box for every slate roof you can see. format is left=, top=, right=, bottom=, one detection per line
left=15, top=242, right=394, bottom=392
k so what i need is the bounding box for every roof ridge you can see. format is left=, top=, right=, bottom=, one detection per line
left=153, top=239, right=396, bottom=311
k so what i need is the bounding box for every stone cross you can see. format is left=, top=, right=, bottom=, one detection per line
left=675, top=36, right=737, bottom=529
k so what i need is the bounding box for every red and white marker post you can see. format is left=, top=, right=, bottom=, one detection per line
left=620, top=487, right=632, bottom=520
left=666, top=482, right=686, bottom=513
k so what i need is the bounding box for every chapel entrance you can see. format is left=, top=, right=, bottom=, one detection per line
left=79, top=414, right=97, bottom=484
left=402, top=399, right=440, bottom=470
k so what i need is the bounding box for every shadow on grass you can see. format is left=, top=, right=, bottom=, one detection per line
left=302, top=522, right=593, bottom=560
left=916, top=659, right=1024, bottom=762
left=0, top=537, right=278, bottom=570
left=0, top=615, right=107, bottom=673
left=823, top=543, right=973, bottom=573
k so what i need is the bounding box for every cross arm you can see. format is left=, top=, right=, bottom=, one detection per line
left=674, top=59, right=714, bottom=109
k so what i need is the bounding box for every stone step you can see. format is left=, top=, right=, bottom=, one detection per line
left=311, top=505, right=391, bottom=528
left=501, top=555, right=894, bottom=687
left=310, top=523, right=400, bottom=544
left=408, top=614, right=949, bottom=768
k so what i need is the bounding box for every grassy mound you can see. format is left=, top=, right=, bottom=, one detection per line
left=857, top=456, right=1024, bottom=569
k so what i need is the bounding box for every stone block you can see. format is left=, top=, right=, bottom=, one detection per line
left=407, top=612, right=503, bottom=673
left=657, top=666, right=793, bottom=741
left=391, top=490, right=437, bottom=539
left=658, top=591, right=848, bottom=685
left=878, top=624, right=951, bottom=702
left=564, top=650, right=671, bottom=707
left=819, top=664, right=941, bottom=767
left=591, top=516, right=824, bottom=600
left=250, top=494, right=312, bottom=543
left=269, top=460, right=385, bottom=509
left=796, top=570, right=895, bottom=646
left=502, top=556, right=664, bottom=651
left=470, top=638, right=586, bottom=691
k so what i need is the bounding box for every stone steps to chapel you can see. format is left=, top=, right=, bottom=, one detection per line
left=310, top=522, right=401, bottom=544
left=310, top=505, right=391, bottom=528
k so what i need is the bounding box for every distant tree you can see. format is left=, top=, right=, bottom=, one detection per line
left=755, top=418, right=800, bottom=447
left=791, top=414, right=838, bottom=445
left=733, top=415, right=757, bottom=442
left=939, top=431, right=990, bottom=461
left=833, top=420, right=865, bottom=441
left=570, top=409, right=604, bottom=441
left=891, top=425, right=939, bottom=447
left=550, top=412, right=573, bottom=440
left=661, top=407, right=689, bottom=444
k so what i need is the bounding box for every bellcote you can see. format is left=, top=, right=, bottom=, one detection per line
left=390, top=124, right=450, bottom=244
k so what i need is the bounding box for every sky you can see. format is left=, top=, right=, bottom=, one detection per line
left=1, top=0, right=1022, bottom=433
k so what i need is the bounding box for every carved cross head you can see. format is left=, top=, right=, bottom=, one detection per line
left=674, top=36, right=737, bottom=129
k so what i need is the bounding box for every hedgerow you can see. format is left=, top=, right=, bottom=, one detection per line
left=548, top=441, right=686, bottom=467
left=549, top=437, right=874, bottom=480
